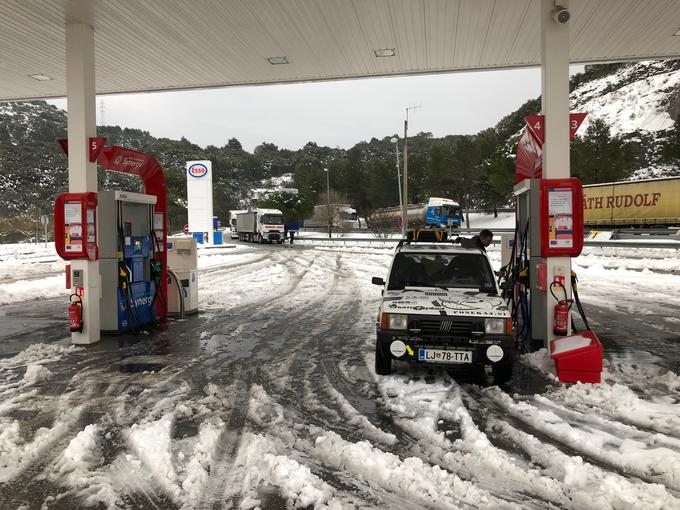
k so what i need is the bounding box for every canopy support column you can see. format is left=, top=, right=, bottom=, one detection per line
left=538, top=0, right=572, bottom=347
left=66, top=22, right=100, bottom=344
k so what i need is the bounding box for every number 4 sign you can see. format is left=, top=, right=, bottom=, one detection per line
left=524, top=113, right=587, bottom=147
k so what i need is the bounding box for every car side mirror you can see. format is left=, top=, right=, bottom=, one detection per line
left=372, top=277, right=385, bottom=286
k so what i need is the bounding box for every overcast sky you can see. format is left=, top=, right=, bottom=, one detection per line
left=48, top=66, right=582, bottom=153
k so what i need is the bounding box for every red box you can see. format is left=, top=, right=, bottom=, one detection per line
left=550, top=330, right=602, bottom=384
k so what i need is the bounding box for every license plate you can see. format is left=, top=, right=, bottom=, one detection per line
left=418, top=348, right=472, bottom=364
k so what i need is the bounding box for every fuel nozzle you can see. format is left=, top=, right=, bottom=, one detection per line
left=118, top=264, right=128, bottom=289
left=150, top=258, right=162, bottom=283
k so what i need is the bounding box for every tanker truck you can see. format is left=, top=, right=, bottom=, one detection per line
left=372, top=197, right=463, bottom=228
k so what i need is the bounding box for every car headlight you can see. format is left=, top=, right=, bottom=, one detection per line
left=485, top=318, right=505, bottom=335
left=381, top=313, right=408, bottom=330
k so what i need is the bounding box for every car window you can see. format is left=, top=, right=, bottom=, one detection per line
left=387, top=252, right=495, bottom=290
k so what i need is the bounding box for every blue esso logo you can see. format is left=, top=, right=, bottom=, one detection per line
left=187, top=163, right=208, bottom=178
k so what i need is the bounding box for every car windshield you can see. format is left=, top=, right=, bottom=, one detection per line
left=387, top=252, right=495, bottom=291
left=261, top=214, right=283, bottom=225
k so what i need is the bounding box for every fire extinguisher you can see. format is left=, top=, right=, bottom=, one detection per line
left=68, top=294, right=83, bottom=333
left=549, top=281, right=573, bottom=336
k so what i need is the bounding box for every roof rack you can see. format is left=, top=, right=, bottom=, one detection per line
left=396, top=228, right=463, bottom=249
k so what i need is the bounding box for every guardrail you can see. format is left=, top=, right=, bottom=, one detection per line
left=292, top=236, right=680, bottom=249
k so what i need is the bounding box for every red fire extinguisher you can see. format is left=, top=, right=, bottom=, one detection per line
left=68, top=294, right=83, bottom=333
left=550, top=281, right=573, bottom=336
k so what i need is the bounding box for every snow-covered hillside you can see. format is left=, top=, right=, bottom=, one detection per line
left=569, top=60, right=680, bottom=179
left=571, top=61, right=680, bottom=136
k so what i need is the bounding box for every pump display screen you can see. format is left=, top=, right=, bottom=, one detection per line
left=547, top=187, right=574, bottom=248
left=64, top=202, right=83, bottom=253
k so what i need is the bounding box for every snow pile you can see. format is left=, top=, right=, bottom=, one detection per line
left=521, top=348, right=558, bottom=380
left=181, top=418, right=225, bottom=502
left=23, top=363, right=52, bottom=385
left=48, top=424, right=120, bottom=507
left=126, top=413, right=183, bottom=502
left=0, top=342, right=80, bottom=368
left=0, top=275, right=65, bottom=305
left=488, top=418, right=678, bottom=510
left=487, top=387, right=680, bottom=490
left=0, top=400, right=84, bottom=483
left=52, top=424, right=103, bottom=477
left=312, top=429, right=504, bottom=509
left=235, top=432, right=340, bottom=509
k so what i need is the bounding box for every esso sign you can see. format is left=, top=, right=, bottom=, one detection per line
left=187, top=163, right=208, bottom=178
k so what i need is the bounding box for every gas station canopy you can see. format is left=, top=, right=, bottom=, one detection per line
left=1, top=0, right=680, bottom=102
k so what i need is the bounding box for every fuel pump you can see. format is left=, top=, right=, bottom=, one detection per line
left=55, top=142, right=169, bottom=341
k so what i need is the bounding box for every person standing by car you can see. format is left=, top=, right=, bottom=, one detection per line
left=457, top=229, right=493, bottom=252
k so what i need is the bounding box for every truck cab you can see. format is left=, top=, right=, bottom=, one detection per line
left=372, top=234, right=514, bottom=384
left=424, top=197, right=462, bottom=228
left=236, top=208, right=285, bottom=243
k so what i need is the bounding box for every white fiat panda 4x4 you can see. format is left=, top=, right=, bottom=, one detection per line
left=371, top=235, right=514, bottom=384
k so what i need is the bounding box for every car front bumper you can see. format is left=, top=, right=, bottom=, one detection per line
left=376, top=331, right=514, bottom=365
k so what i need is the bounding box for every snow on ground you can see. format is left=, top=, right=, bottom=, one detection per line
left=1, top=239, right=679, bottom=508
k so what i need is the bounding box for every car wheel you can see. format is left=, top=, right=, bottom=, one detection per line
left=375, top=339, right=392, bottom=375
left=492, top=357, right=513, bottom=385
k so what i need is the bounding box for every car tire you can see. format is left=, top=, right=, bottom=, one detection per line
left=492, top=357, right=513, bottom=385
left=375, top=339, right=392, bottom=375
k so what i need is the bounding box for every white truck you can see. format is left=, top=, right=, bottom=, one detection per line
left=228, top=209, right=247, bottom=239
left=236, top=208, right=285, bottom=244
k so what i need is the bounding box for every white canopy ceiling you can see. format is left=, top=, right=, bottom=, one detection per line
left=1, top=0, right=679, bottom=101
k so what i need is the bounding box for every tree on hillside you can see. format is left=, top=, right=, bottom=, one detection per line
left=571, top=118, right=635, bottom=183
left=450, top=136, right=481, bottom=228
left=314, top=190, right=352, bottom=238
left=259, top=190, right=314, bottom=228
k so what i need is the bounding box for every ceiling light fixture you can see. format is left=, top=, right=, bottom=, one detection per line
left=374, top=48, right=396, bottom=58
left=28, top=74, right=52, bottom=81
left=267, top=56, right=289, bottom=65
left=674, top=28, right=680, bottom=36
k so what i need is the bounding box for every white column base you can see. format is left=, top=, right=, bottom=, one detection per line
left=70, top=260, right=101, bottom=345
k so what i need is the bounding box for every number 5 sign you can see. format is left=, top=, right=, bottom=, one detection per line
left=524, top=113, right=587, bottom=147
left=57, top=136, right=108, bottom=163
left=89, top=137, right=107, bottom=162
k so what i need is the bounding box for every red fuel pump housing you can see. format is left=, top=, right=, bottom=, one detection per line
left=54, top=192, right=99, bottom=260
left=539, top=178, right=584, bottom=258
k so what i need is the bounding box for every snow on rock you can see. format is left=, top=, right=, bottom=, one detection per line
left=23, top=363, right=52, bottom=385
left=235, top=432, right=340, bottom=509
left=571, top=61, right=680, bottom=137
left=126, top=413, right=184, bottom=503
